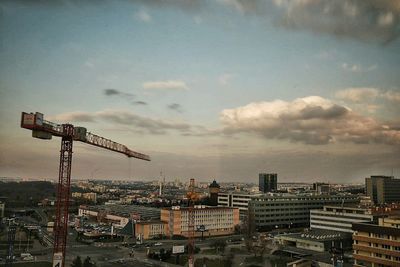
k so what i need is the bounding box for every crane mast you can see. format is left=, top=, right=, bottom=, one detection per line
left=186, top=178, right=198, bottom=267
left=20, top=112, right=150, bottom=267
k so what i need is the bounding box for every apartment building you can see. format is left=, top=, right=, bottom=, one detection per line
left=161, top=205, right=239, bottom=238
left=353, top=217, right=400, bottom=267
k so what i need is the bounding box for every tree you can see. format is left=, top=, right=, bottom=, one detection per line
left=71, top=256, right=82, bottom=267
left=83, top=256, right=96, bottom=267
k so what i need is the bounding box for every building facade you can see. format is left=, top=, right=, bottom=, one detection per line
left=366, top=176, right=400, bottom=204
left=248, top=194, right=359, bottom=230
left=259, top=173, right=277, bottom=193
left=353, top=217, right=400, bottom=267
left=135, top=221, right=168, bottom=240
left=218, top=192, right=262, bottom=220
left=310, top=205, right=374, bottom=234
left=0, top=201, right=4, bottom=218
left=161, top=206, right=240, bottom=238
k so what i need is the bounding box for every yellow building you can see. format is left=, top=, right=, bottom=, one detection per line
left=161, top=205, right=240, bottom=238
left=135, top=221, right=168, bottom=240
left=353, top=216, right=400, bottom=267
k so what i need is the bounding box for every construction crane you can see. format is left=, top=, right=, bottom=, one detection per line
left=20, top=112, right=150, bottom=267
left=186, top=178, right=199, bottom=267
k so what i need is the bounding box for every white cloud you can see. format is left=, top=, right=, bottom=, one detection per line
left=135, top=9, right=152, bottom=23
left=341, top=63, right=377, bottom=73
left=335, top=88, right=380, bottom=102
left=336, top=88, right=400, bottom=103
left=220, top=96, right=400, bottom=145
left=143, top=80, right=189, bottom=90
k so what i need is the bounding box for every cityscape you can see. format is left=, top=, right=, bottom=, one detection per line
left=1, top=1, right=400, bottom=267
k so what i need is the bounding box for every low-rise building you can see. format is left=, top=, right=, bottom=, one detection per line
left=161, top=205, right=240, bottom=238
left=353, top=216, right=400, bottom=267
left=78, top=205, right=161, bottom=228
left=135, top=221, right=168, bottom=240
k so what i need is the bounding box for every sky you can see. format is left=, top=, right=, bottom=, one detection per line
left=0, top=0, right=399, bottom=183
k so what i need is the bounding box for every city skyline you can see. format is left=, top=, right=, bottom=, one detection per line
left=0, top=1, right=399, bottom=183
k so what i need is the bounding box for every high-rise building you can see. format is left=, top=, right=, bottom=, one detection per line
left=259, top=173, right=277, bottom=193
left=366, top=176, right=400, bottom=204
left=353, top=217, right=400, bottom=267
left=208, top=180, right=220, bottom=206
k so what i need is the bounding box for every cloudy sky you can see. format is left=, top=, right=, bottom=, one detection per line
left=0, top=0, right=399, bottom=183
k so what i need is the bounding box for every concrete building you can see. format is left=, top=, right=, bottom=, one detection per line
left=208, top=180, right=220, bottom=206
left=353, top=217, right=400, bottom=267
left=218, top=191, right=262, bottom=220
left=72, top=192, right=97, bottom=203
left=310, top=205, right=375, bottom=234
left=277, top=229, right=352, bottom=252
left=161, top=205, right=240, bottom=238
left=366, top=175, right=400, bottom=204
left=310, top=204, right=400, bottom=234
left=248, top=194, right=359, bottom=230
left=135, top=221, right=168, bottom=240
left=259, top=173, right=277, bottom=193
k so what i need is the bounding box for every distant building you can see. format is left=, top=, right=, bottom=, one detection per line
left=312, top=182, right=330, bottom=195
left=353, top=216, right=400, bottom=267
left=161, top=206, right=240, bottom=238
left=248, top=194, right=359, bottom=231
left=72, top=192, right=97, bottom=203
left=366, top=175, right=400, bottom=204
left=208, top=180, right=220, bottom=206
left=259, top=173, right=277, bottom=193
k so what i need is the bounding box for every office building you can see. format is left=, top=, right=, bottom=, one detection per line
left=310, top=205, right=375, bottom=234
left=218, top=191, right=262, bottom=220
left=208, top=180, right=220, bottom=206
left=248, top=194, right=359, bottom=230
left=161, top=205, right=239, bottom=238
left=366, top=175, right=400, bottom=204
left=353, top=217, right=400, bottom=267
left=135, top=221, right=168, bottom=240
left=259, top=173, right=277, bottom=193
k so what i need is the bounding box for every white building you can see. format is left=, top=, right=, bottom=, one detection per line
left=310, top=205, right=374, bottom=234
left=218, top=192, right=262, bottom=220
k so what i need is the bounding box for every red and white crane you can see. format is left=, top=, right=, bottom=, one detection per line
left=21, top=112, right=150, bottom=267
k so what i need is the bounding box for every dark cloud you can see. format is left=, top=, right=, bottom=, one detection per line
left=271, top=0, right=400, bottom=43
left=133, top=101, right=148, bottom=106
left=53, top=110, right=195, bottom=135
left=221, top=96, right=400, bottom=145
left=167, top=103, right=183, bottom=113
left=104, top=89, right=120, bottom=96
